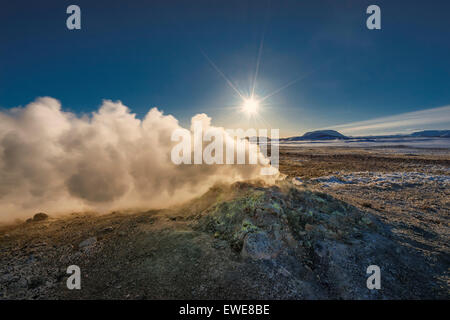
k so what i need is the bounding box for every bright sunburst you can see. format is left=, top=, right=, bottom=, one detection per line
left=242, top=97, right=260, bottom=115
left=201, top=21, right=315, bottom=125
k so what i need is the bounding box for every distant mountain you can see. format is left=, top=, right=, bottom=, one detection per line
left=278, top=129, right=450, bottom=141
left=283, top=130, right=348, bottom=141
left=410, top=130, right=450, bottom=137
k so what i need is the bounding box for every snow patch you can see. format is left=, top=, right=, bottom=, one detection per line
left=305, top=172, right=450, bottom=188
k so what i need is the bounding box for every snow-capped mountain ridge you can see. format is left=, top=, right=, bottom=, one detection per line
left=281, top=130, right=450, bottom=141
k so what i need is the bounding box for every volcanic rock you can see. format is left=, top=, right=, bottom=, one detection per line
left=32, top=212, right=48, bottom=221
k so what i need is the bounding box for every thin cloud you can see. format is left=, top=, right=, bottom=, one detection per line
left=324, top=105, right=450, bottom=136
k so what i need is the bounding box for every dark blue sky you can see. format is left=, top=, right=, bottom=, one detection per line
left=1, top=0, right=450, bottom=136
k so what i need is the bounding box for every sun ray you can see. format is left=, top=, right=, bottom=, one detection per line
left=200, top=0, right=335, bottom=133
left=251, top=32, right=265, bottom=98
left=251, top=0, right=271, bottom=98
left=201, top=50, right=245, bottom=100
left=260, top=57, right=338, bottom=102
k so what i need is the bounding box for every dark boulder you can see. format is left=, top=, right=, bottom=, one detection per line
left=32, top=212, right=49, bottom=221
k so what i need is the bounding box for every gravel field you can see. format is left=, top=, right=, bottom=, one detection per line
left=0, top=145, right=449, bottom=299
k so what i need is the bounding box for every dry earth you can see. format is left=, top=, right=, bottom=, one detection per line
left=0, top=146, right=449, bottom=299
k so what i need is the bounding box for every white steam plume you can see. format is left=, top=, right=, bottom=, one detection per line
left=0, top=97, right=274, bottom=222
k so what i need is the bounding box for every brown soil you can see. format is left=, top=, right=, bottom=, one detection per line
left=0, top=146, right=449, bottom=299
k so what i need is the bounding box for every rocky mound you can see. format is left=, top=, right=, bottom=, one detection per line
left=193, top=182, right=373, bottom=257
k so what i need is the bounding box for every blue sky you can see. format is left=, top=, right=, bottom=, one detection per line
left=1, top=0, right=450, bottom=136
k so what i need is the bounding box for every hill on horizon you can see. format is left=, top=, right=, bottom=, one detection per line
left=281, top=129, right=450, bottom=141
left=410, top=130, right=450, bottom=137
left=283, top=130, right=348, bottom=141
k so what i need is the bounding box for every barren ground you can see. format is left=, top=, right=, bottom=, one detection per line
left=0, top=146, right=449, bottom=299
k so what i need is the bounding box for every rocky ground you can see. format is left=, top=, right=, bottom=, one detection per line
left=0, top=146, right=449, bottom=299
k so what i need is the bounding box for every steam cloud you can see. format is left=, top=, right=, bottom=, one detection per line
left=0, top=97, right=273, bottom=223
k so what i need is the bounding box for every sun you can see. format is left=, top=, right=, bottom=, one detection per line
left=242, top=97, right=259, bottom=115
